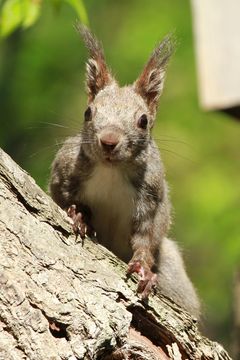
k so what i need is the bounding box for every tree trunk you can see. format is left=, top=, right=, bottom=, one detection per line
left=0, top=148, right=232, bottom=359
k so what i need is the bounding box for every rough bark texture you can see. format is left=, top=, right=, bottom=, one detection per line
left=0, top=148, right=232, bottom=360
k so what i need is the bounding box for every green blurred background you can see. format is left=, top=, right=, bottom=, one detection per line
left=0, top=0, right=239, bottom=353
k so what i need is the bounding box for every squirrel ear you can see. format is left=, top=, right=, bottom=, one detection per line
left=134, top=34, right=174, bottom=114
left=76, top=24, right=115, bottom=102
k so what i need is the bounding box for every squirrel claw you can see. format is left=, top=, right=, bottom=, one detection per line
left=137, top=272, right=157, bottom=299
left=127, top=260, right=157, bottom=298
left=67, top=205, right=86, bottom=238
left=67, top=205, right=95, bottom=239
left=127, top=261, right=144, bottom=277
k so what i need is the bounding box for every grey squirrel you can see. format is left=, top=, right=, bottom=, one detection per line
left=50, top=25, right=200, bottom=319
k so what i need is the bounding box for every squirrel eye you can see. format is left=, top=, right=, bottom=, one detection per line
left=84, top=107, right=92, bottom=122
left=137, top=114, right=148, bottom=129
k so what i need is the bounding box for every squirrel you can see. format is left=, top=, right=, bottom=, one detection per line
left=49, top=25, right=200, bottom=319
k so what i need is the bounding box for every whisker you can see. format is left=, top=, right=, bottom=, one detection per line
left=48, top=109, right=81, bottom=126
left=129, top=135, right=192, bottom=147
left=29, top=138, right=97, bottom=159
left=153, top=138, right=192, bottom=147
left=29, top=144, right=63, bottom=159
left=38, top=121, right=70, bottom=129
left=158, top=147, right=196, bottom=163
left=27, top=122, right=79, bottom=133
left=153, top=133, right=187, bottom=140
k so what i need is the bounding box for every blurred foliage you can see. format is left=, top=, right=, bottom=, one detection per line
left=0, top=0, right=239, bottom=353
left=0, top=0, right=88, bottom=37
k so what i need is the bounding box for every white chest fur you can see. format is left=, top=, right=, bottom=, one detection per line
left=81, top=164, right=136, bottom=261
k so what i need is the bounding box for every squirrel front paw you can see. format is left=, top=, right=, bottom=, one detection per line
left=127, top=260, right=158, bottom=299
left=67, top=204, right=95, bottom=239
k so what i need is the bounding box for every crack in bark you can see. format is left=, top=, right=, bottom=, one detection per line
left=28, top=301, right=69, bottom=340
left=0, top=171, right=70, bottom=237
left=127, top=305, right=186, bottom=359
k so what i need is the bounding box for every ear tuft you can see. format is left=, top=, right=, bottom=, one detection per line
left=75, top=23, right=115, bottom=102
left=134, top=34, right=175, bottom=114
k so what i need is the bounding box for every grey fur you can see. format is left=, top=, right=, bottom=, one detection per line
left=50, top=26, right=200, bottom=319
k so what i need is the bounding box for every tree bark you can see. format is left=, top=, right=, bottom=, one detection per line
left=0, top=148, right=232, bottom=360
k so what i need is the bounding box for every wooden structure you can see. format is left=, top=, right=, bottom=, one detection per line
left=191, top=0, right=240, bottom=116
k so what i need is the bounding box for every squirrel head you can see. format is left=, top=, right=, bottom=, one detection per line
left=76, top=24, right=174, bottom=164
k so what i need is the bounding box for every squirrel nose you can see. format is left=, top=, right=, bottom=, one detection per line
left=100, top=133, right=120, bottom=152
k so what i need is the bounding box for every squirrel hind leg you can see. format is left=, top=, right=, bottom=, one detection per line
left=158, top=237, right=201, bottom=319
